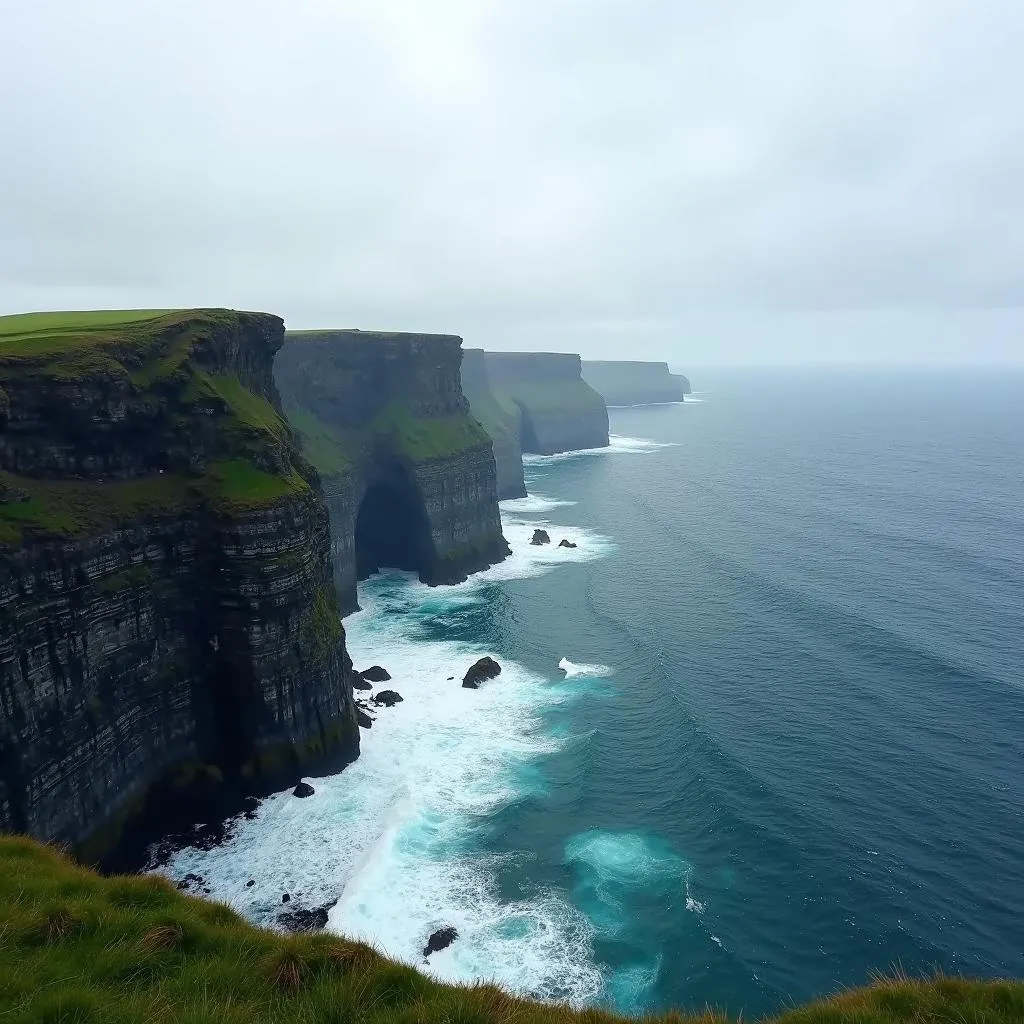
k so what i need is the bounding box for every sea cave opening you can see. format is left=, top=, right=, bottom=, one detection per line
left=513, top=399, right=542, bottom=453
left=355, top=470, right=434, bottom=581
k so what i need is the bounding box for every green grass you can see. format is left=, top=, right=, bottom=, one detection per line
left=203, top=459, right=308, bottom=510
left=0, top=308, right=174, bottom=339
left=0, top=838, right=1019, bottom=1024
left=286, top=409, right=354, bottom=476
left=0, top=460, right=308, bottom=546
left=371, top=403, right=490, bottom=461
left=190, top=373, right=290, bottom=441
left=467, top=394, right=520, bottom=446
left=0, top=472, right=194, bottom=545
left=494, top=381, right=605, bottom=415
left=284, top=401, right=491, bottom=478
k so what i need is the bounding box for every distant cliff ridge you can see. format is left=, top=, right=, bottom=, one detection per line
left=460, top=349, right=526, bottom=500
left=0, top=309, right=358, bottom=861
left=582, top=360, right=691, bottom=406
left=275, top=331, right=509, bottom=613
left=484, top=352, right=609, bottom=455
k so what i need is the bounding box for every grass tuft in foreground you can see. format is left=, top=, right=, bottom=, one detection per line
left=0, top=837, right=1021, bottom=1023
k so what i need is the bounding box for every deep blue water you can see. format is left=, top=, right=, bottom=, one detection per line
left=163, top=370, right=1024, bottom=1018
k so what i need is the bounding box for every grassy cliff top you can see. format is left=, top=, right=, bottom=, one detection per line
left=1, top=309, right=175, bottom=334
left=0, top=309, right=254, bottom=360
left=1, top=837, right=1020, bottom=1024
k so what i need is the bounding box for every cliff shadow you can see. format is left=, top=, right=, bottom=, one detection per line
left=511, top=398, right=542, bottom=453
left=355, top=463, right=435, bottom=581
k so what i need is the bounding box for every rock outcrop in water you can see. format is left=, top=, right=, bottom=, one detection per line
left=0, top=309, right=359, bottom=862
left=274, top=331, right=509, bottom=613
left=582, top=360, right=691, bottom=406
left=462, top=656, right=501, bottom=688
left=484, top=352, right=609, bottom=455
left=459, top=348, right=527, bottom=500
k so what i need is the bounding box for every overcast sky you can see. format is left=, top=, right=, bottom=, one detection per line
left=2, top=1, right=1023, bottom=365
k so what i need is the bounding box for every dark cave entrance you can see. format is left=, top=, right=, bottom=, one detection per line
left=355, top=470, right=434, bottom=581
left=513, top=399, right=541, bottom=453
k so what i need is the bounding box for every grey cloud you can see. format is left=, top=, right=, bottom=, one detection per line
left=1, top=0, right=1022, bottom=364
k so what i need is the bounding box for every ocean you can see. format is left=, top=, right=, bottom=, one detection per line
left=158, top=369, right=1024, bottom=1018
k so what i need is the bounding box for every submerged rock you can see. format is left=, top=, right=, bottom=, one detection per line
left=530, top=529, right=551, bottom=546
left=372, top=690, right=404, bottom=707
left=278, top=899, right=339, bottom=934
left=463, top=656, right=502, bottom=689
left=356, top=709, right=373, bottom=729
left=558, top=539, right=577, bottom=549
left=282, top=893, right=291, bottom=904
left=423, top=926, right=459, bottom=957
left=359, top=666, right=392, bottom=683
left=292, top=782, right=315, bottom=799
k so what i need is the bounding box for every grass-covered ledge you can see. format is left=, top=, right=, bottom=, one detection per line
left=1, top=838, right=1020, bottom=1024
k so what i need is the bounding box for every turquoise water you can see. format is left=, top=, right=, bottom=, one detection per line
left=161, top=370, right=1024, bottom=1018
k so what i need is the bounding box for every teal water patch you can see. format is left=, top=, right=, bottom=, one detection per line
left=606, top=959, right=664, bottom=1017
left=565, top=831, right=687, bottom=932
left=565, top=830, right=687, bottom=1007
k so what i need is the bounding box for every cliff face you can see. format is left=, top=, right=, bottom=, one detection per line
left=671, top=372, right=692, bottom=397
left=0, top=309, right=358, bottom=860
left=582, top=360, right=691, bottom=406
left=274, top=331, right=509, bottom=613
left=460, top=349, right=526, bottom=500
left=484, top=352, right=609, bottom=455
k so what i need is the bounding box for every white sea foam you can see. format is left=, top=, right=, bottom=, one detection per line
left=153, top=495, right=615, bottom=1005
left=558, top=658, right=613, bottom=679
left=500, top=492, right=577, bottom=514
left=521, top=434, right=679, bottom=466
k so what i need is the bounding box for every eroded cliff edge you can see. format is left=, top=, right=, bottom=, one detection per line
left=460, top=349, right=527, bottom=500
left=275, top=330, right=509, bottom=613
left=0, top=309, right=358, bottom=861
left=484, top=352, right=609, bottom=455
left=582, top=360, right=691, bottom=406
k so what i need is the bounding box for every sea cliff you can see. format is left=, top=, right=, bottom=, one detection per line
left=274, top=330, right=509, bottom=613
left=460, top=348, right=527, bottom=500
left=484, top=352, right=609, bottom=455
left=582, top=360, right=691, bottom=406
left=0, top=309, right=358, bottom=861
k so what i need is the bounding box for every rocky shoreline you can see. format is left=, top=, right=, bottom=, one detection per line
left=0, top=305, right=687, bottom=892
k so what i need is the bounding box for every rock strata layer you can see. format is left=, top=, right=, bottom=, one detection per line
left=275, top=330, right=509, bottom=612
left=484, top=352, right=609, bottom=455
left=0, top=309, right=358, bottom=861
